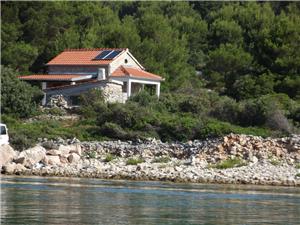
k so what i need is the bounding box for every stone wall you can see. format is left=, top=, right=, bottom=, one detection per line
left=101, top=82, right=124, bottom=103
left=45, top=81, right=125, bottom=106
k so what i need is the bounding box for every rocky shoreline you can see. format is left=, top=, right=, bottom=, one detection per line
left=1, top=134, right=300, bottom=186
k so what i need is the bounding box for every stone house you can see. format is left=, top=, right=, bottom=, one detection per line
left=19, top=48, right=164, bottom=105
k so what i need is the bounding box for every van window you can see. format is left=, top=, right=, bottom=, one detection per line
left=0, top=126, right=7, bottom=135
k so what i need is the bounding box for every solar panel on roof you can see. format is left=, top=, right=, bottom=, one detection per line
left=94, top=50, right=112, bottom=60
left=104, top=50, right=122, bottom=60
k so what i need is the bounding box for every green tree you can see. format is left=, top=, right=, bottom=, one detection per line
left=1, top=42, right=38, bottom=73
left=210, top=19, right=243, bottom=47
left=205, top=43, right=253, bottom=96
left=1, top=66, right=43, bottom=118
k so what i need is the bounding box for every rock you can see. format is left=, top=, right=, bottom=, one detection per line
left=46, top=149, right=61, bottom=156
left=14, top=157, right=25, bottom=164
left=47, top=95, right=69, bottom=109
left=58, top=145, right=71, bottom=156
left=69, top=144, right=82, bottom=156
left=2, top=163, right=26, bottom=174
left=15, top=164, right=26, bottom=173
left=0, top=144, right=17, bottom=166
left=251, top=156, right=258, bottom=164
left=68, top=153, right=81, bottom=164
left=46, top=155, right=61, bottom=165
left=42, top=141, right=59, bottom=150
left=16, top=146, right=46, bottom=168
left=59, top=156, right=69, bottom=164
left=2, top=163, right=16, bottom=174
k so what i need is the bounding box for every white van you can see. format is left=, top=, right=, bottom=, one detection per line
left=0, top=123, right=9, bottom=145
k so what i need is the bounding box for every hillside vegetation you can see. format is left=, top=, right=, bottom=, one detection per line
left=1, top=2, right=299, bottom=149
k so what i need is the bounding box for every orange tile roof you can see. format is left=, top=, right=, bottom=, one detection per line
left=19, top=74, right=92, bottom=81
left=46, top=48, right=127, bottom=65
left=111, top=66, right=163, bottom=81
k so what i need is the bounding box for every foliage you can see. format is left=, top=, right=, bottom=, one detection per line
left=43, top=107, right=66, bottom=116
left=1, top=66, right=43, bottom=118
left=9, top=131, right=35, bottom=151
left=99, top=122, right=128, bottom=140
left=2, top=2, right=299, bottom=99
left=152, top=157, right=171, bottom=163
left=126, top=157, right=145, bottom=165
left=269, top=158, right=280, bottom=166
left=1, top=115, right=95, bottom=150
left=210, top=158, right=247, bottom=169
left=1, top=2, right=300, bottom=144
left=104, top=153, right=116, bottom=162
left=85, top=151, right=97, bottom=159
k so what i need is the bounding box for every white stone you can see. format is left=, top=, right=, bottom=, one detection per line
left=68, top=153, right=81, bottom=164
left=17, top=146, right=46, bottom=168
left=58, top=145, right=71, bottom=156
left=47, top=149, right=61, bottom=156
left=0, top=144, right=16, bottom=166
left=69, top=144, right=82, bottom=156
left=46, top=155, right=61, bottom=165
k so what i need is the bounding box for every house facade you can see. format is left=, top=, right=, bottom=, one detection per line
left=19, top=48, right=163, bottom=105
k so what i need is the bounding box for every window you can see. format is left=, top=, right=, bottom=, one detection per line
left=69, top=96, right=81, bottom=106
left=122, top=82, right=127, bottom=92
left=124, top=59, right=128, bottom=64
left=1, top=126, right=7, bottom=135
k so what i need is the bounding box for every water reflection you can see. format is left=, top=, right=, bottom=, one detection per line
left=1, top=176, right=300, bottom=225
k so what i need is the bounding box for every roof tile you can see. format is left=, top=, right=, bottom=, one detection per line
left=47, top=48, right=126, bottom=65
left=111, top=66, right=163, bottom=81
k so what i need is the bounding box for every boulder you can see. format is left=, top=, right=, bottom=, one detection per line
left=2, top=163, right=26, bottom=174
left=14, top=157, right=25, bottom=164
left=41, top=141, right=59, bottom=150
left=59, top=155, right=69, bottom=164
left=15, top=163, right=26, bottom=173
left=46, top=155, right=61, bottom=165
left=0, top=144, right=17, bottom=166
left=16, top=145, right=46, bottom=168
left=2, top=163, right=17, bottom=174
left=58, top=145, right=71, bottom=156
left=69, top=144, right=82, bottom=156
left=68, top=153, right=81, bottom=164
left=46, top=149, right=61, bottom=156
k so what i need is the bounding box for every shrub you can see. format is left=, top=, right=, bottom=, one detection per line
left=289, top=107, right=300, bottom=127
left=81, top=101, right=108, bottom=119
left=44, top=107, right=66, bottom=116
left=211, top=158, right=246, bottom=169
left=238, top=94, right=297, bottom=128
left=129, top=90, right=158, bottom=107
left=295, top=164, right=300, bottom=169
left=100, top=122, right=128, bottom=139
left=266, top=109, right=292, bottom=133
left=238, top=99, right=268, bottom=126
left=9, top=131, right=35, bottom=151
left=210, top=96, right=240, bottom=124
left=79, top=89, right=104, bottom=107
left=85, top=151, right=97, bottom=159
left=126, top=157, right=145, bottom=165
left=269, top=158, right=280, bottom=166
left=152, top=157, right=171, bottom=163
left=1, top=66, right=43, bottom=118
left=104, top=153, right=116, bottom=162
left=156, top=114, right=199, bottom=141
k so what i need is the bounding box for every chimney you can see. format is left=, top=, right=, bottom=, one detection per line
left=97, top=68, right=106, bottom=80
